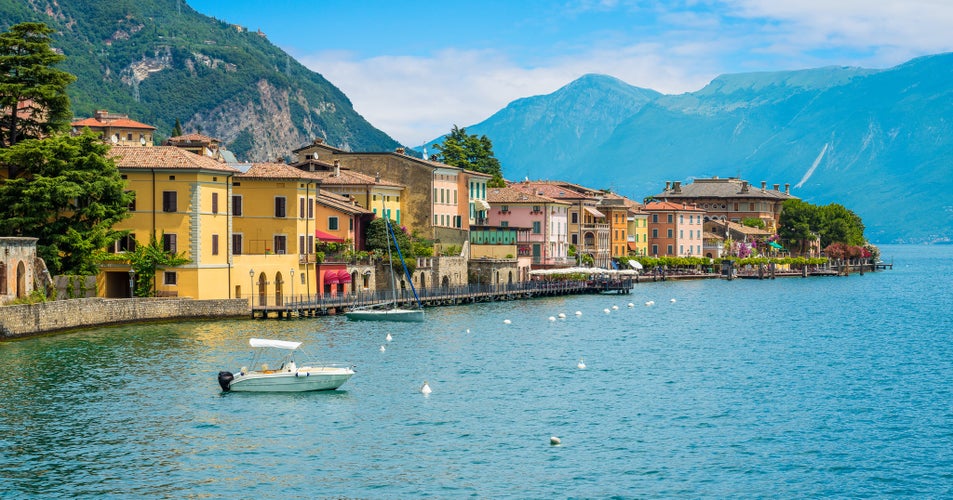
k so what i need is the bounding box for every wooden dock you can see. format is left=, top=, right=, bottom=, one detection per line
left=251, top=278, right=633, bottom=319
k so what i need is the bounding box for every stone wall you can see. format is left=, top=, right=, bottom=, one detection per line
left=0, top=297, right=249, bottom=339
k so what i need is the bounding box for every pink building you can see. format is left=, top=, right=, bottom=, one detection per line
left=487, top=186, right=571, bottom=266
left=644, top=201, right=705, bottom=257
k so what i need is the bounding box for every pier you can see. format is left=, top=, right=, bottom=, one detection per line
left=251, top=278, right=633, bottom=319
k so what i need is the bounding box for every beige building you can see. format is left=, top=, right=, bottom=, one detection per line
left=72, top=110, right=156, bottom=147
left=653, top=177, right=797, bottom=233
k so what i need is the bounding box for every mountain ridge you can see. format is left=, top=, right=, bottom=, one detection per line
left=429, top=53, right=953, bottom=243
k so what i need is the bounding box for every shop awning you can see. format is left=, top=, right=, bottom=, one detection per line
left=315, top=229, right=344, bottom=242
left=324, top=271, right=340, bottom=284
left=584, top=206, right=605, bottom=218
left=338, top=270, right=352, bottom=283
left=474, top=199, right=491, bottom=211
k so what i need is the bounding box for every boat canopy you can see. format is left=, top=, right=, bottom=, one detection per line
left=249, top=338, right=302, bottom=350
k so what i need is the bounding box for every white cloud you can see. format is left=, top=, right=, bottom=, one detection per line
left=297, top=1, right=953, bottom=147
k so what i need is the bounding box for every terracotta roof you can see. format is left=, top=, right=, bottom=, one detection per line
left=316, top=192, right=372, bottom=215
left=236, top=162, right=321, bottom=180
left=487, top=186, right=568, bottom=205
left=643, top=201, right=705, bottom=212
left=705, top=219, right=773, bottom=237
left=510, top=181, right=588, bottom=200
left=110, top=146, right=239, bottom=173
left=166, top=133, right=220, bottom=143
left=72, top=117, right=156, bottom=130
left=310, top=169, right=403, bottom=188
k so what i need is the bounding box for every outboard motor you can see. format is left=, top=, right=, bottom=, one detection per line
left=218, top=371, right=234, bottom=391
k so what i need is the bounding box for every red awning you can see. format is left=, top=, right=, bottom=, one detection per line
left=324, top=271, right=340, bottom=284
left=315, top=229, right=344, bottom=242
left=338, top=270, right=352, bottom=283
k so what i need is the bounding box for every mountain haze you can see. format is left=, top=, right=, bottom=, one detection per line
left=437, top=55, right=953, bottom=243
left=0, top=0, right=401, bottom=161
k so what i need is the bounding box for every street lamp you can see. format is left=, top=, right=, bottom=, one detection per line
left=248, top=268, right=255, bottom=307
left=128, top=268, right=135, bottom=298
left=290, top=268, right=295, bottom=307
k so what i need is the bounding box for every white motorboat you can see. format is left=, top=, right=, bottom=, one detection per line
left=218, top=338, right=354, bottom=392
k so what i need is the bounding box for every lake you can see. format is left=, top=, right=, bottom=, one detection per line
left=1, top=244, right=950, bottom=498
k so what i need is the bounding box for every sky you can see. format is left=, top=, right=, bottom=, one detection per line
left=188, top=0, right=953, bottom=147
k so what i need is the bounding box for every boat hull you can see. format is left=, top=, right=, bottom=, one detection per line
left=227, top=368, right=354, bottom=392
left=345, top=308, right=424, bottom=322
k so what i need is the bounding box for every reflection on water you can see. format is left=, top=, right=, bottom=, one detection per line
left=1, top=245, right=951, bottom=497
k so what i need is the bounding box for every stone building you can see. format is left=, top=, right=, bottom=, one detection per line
left=0, top=237, right=43, bottom=304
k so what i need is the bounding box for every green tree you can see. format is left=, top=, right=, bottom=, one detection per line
left=741, top=217, right=765, bottom=229
left=432, top=125, right=505, bottom=187
left=364, top=217, right=417, bottom=274
left=0, top=131, right=133, bottom=274
left=127, top=233, right=190, bottom=297
left=779, top=199, right=865, bottom=253
left=819, top=203, right=865, bottom=247
left=0, top=22, right=76, bottom=157
left=171, top=118, right=183, bottom=137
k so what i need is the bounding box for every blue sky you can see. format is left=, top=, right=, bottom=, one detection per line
left=188, top=0, right=953, bottom=146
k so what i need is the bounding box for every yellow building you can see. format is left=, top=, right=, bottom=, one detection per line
left=105, top=146, right=238, bottom=299
left=291, top=158, right=404, bottom=223
left=72, top=110, right=156, bottom=147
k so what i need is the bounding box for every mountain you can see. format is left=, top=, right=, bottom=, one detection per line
left=434, top=55, right=953, bottom=243
left=0, top=0, right=401, bottom=161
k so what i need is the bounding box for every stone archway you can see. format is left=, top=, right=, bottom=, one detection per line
left=257, top=272, right=267, bottom=306
left=441, top=275, right=450, bottom=288
left=16, top=261, right=26, bottom=298
left=275, top=271, right=284, bottom=306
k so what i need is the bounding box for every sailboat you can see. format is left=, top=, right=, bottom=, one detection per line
left=346, top=214, right=424, bottom=322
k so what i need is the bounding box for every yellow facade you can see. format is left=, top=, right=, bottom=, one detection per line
left=628, top=212, right=649, bottom=256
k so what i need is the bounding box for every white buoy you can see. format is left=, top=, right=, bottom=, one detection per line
left=550, top=436, right=561, bottom=445
left=612, top=305, right=619, bottom=310
left=577, top=358, right=586, bottom=369
left=628, top=303, right=635, bottom=308
left=603, top=308, right=610, bottom=314
left=421, top=381, right=432, bottom=395
left=385, top=333, right=393, bottom=342
left=380, top=345, right=386, bottom=352
left=466, top=328, right=470, bottom=334
left=503, top=319, right=512, bottom=325
left=548, top=316, right=556, bottom=322
left=670, top=298, right=677, bottom=303
left=558, top=313, right=566, bottom=319
left=645, top=300, right=655, bottom=306
left=575, top=311, right=582, bottom=316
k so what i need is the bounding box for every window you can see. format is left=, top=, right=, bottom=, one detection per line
left=273, top=235, right=287, bottom=254
left=652, top=229, right=658, bottom=238
left=350, top=218, right=354, bottom=230
left=232, top=195, right=243, bottom=216
left=114, top=234, right=136, bottom=253
left=212, top=192, right=219, bottom=214
left=308, top=198, right=314, bottom=218
left=164, top=272, right=177, bottom=285
left=162, top=191, right=177, bottom=212
left=328, top=216, right=339, bottom=231
left=127, top=133, right=133, bottom=141
left=532, top=221, right=541, bottom=234
left=652, top=214, right=658, bottom=223
left=299, top=197, right=305, bottom=218
left=571, top=234, right=578, bottom=245
left=667, top=245, right=673, bottom=255
left=680, top=215, right=684, bottom=224
left=275, top=197, right=286, bottom=218
left=162, top=234, right=177, bottom=253
left=734, top=203, right=739, bottom=211
left=501, top=221, right=509, bottom=228
left=571, top=212, right=578, bottom=224
left=501, top=205, right=509, bottom=213
left=667, top=214, right=673, bottom=223
left=679, top=230, right=684, bottom=239
left=233, top=234, right=243, bottom=255
left=652, top=244, right=658, bottom=256
left=299, top=235, right=306, bottom=255
left=667, top=229, right=673, bottom=238
left=212, top=234, right=219, bottom=255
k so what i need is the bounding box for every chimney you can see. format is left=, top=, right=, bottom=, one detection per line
left=774, top=184, right=780, bottom=191
left=785, top=183, right=790, bottom=194
left=333, top=159, right=340, bottom=177
left=741, top=181, right=749, bottom=193
left=761, top=181, right=767, bottom=192
left=375, top=171, right=381, bottom=183
left=395, top=147, right=405, bottom=155
left=95, top=110, right=108, bottom=120
left=665, top=181, right=671, bottom=191
left=313, top=138, right=323, bottom=145
left=673, top=181, right=681, bottom=193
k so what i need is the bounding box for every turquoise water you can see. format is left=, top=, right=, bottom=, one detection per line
left=1, top=244, right=951, bottom=498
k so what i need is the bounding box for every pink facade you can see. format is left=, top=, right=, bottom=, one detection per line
left=487, top=187, right=570, bottom=266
